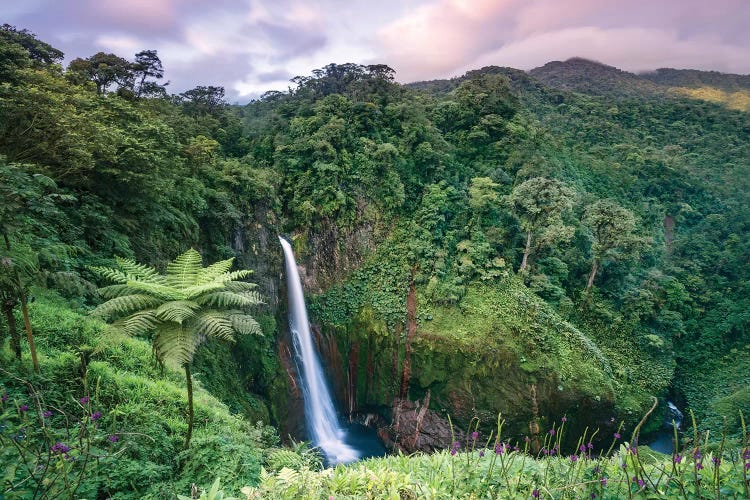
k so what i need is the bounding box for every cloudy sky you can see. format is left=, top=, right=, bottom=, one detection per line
left=4, top=0, right=749, bottom=102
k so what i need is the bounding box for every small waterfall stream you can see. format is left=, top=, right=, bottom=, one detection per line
left=279, top=237, right=359, bottom=464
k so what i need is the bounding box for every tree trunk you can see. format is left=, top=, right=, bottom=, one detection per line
left=3, top=232, right=38, bottom=372
left=3, top=302, right=21, bottom=359
left=184, top=364, right=194, bottom=450
left=19, top=292, right=39, bottom=373
left=520, top=230, right=533, bottom=272
left=585, top=258, right=599, bottom=293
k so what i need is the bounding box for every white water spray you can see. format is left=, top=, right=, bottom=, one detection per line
left=279, top=237, right=358, bottom=464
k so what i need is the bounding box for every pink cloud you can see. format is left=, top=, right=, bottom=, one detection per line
left=85, top=0, right=177, bottom=30
left=378, top=0, right=521, bottom=81
left=464, top=26, right=750, bottom=75
left=378, top=0, right=750, bottom=82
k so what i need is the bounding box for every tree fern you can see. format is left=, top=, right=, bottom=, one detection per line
left=166, top=248, right=203, bottom=288
left=198, top=258, right=236, bottom=284
left=90, top=248, right=264, bottom=448
left=154, top=300, right=198, bottom=323
left=125, top=280, right=187, bottom=300
left=114, top=257, right=163, bottom=283
left=91, top=294, right=163, bottom=320
left=196, top=291, right=264, bottom=308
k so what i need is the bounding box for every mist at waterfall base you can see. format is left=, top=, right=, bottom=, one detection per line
left=279, top=237, right=386, bottom=465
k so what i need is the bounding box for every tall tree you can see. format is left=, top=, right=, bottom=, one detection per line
left=582, top=199, right=648, bottom=292
left=508, top=177, right=576, bottom=272
left=0, top=24, right=64, bottom=67
left=179, top=86, right=226, bottom=116
left=67, top=52, right=133, bottom=94
left=91, top=249, right=263, bottom=448
left=0, top=161, right=72, bottom=372
left=132, top=49, right=167, bottom=97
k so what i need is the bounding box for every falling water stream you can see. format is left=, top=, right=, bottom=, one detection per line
left=279, top=237, right=359, bottom=464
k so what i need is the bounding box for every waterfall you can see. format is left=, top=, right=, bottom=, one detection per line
left=279, top=237, right=358, bottom=464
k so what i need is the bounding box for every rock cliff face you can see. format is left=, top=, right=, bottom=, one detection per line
left=306, top=275, right=665, bottom=452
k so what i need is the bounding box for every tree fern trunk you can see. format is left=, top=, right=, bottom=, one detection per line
left=184, top=363, right=194, bottom=449
left=20, top=292, right=39, bottom=373
left=3, top=301, right=20, bottom=359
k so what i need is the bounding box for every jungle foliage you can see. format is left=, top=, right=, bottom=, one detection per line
left=1, top=26, right=749, bottom=497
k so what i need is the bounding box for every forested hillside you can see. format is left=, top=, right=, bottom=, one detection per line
left=1, top=25, right=749, bottom=497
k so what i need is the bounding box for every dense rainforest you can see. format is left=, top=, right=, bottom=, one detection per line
left=1, top=25, right=749, bottom=498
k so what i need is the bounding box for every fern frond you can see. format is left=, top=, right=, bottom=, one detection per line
left=194, top=312, right=235, bottom=341
left=89, top=266, right=130, bottom=284
left=223, top=281, right=258, bottom=292
left=98, top=284, right=136, bottom=299
left=182, top=282, right=226, bottom=299
left=195, top=291, right=264, bottom=309
left=229, top=313, right=263, bottom=336
left=92, top=324, right=131, bottom=355
left=91, top=294, right=163, bottom=320
left=153, top=324, right=199, bottom=366
left=126, top=280, right=186, bottom=300
left=114, top=257, right=163, bottom=283
left=197, top=258, right=235, bottom=284
left=166, top=249, right=203, bottom=288
left=154, top=301, right=198, bottom=324
left=214, top=270, right=254, bottom=283
left=119, top=310, right=158, bottom=336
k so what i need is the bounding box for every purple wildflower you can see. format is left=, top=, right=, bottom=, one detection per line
left=588, top=442, right=593, bottom=449
left=495, top=443, right=505, bottom=455
left=42, top=410, right=53, bottom=418
left=613, top=432, right=621, bottom=439
left=742, top=449, right=750, bottom=460
left=450, top=448, right=457, bottom=456
left=580, top=445, right=587, bottom=453
left=79, top=396, right=89, bottom=405
left=673, top=454, right=683, bottom=464
left=693, top=449, right=702, bottom=460
left=532, top=489, right=540, bottom=498
left=513, top=445, right=519, bottom=452
left=570, top=454, right=578, bottom=462
left=1, top=392, right=7, bottom=402
left=471, top=431, right=479, bottom=441
left=695, top=463, right=704, bottom=471
left=549, top=428, right=556, bottom=436
left=91, top=411, right=102, bottom=421
left=637, top=479, right=645, bottom=488
left=630, top=446, right=638, bottom=455
left=453, top=441, right=461, bottom=449
left=51, top=442, right=71, bottom=454
left=745, top=462, right=750, bottom=471
left=19, top=404, right=28, bottom=413
left=542, top=447, right=549, bottom=455
left=600, top=477, right=608, bottom=487
left=479, top=450, right=485, bottom=457
left=561, top=416, right=568, bottom=422
left=108, top=434, right=119, bottom=443
left=712, top=457, right=720, bottom=466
